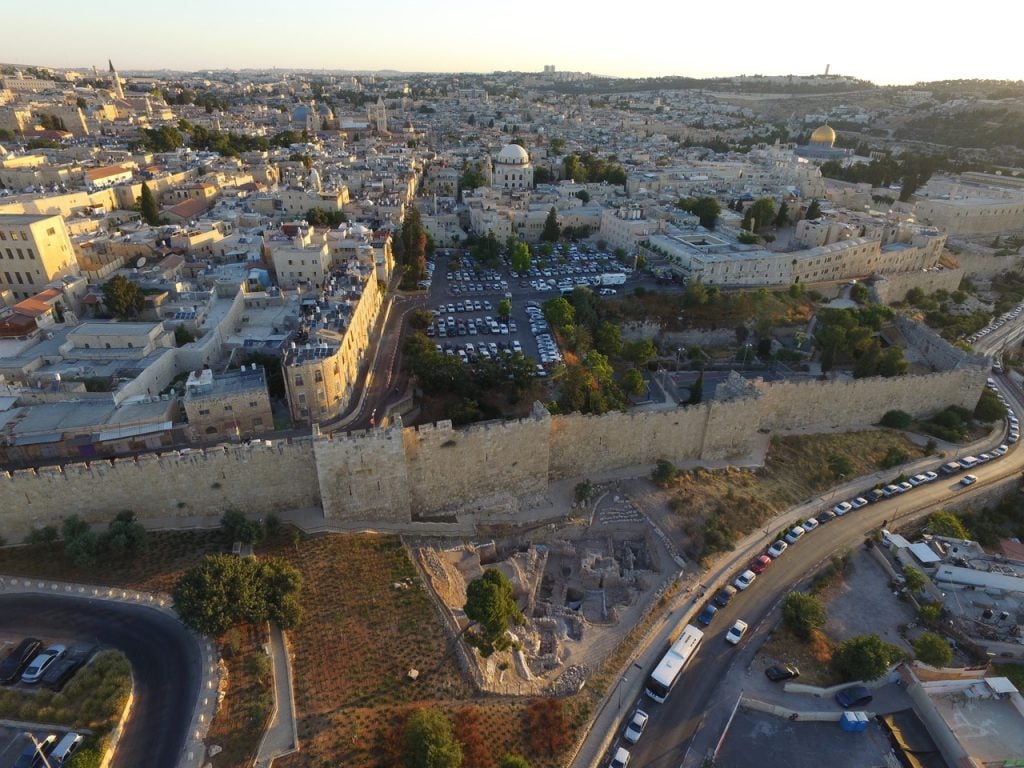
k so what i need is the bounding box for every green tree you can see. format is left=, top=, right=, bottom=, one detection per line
left=138, top=182, right=161, bottom=226
left=620, top=368, right=645, bottom=396
left=220, top=509, right=265, bottom=544
left=676, top=196, right=721, bottom=229
left=460, top=163, right=486, bottom=193
left=541, top=207, right=560, bottom=242
left=831, top=634, right=906, bottom=681
left=913, top=632, right=953, bottom=668
left=509, top=240, right=531, bottom=273
left=464, top=569, right=523, bottom=657
left=403, top=708, right=463, bottom=768
left=542, top=297, right=575, bottom=329
left=782, top=592, right=826, bottom=641
left=549, top=137, right=565, bottom=154
left=686, top=370, right=704, bottom=404
left=101, top=275, right=145, bottom=319
left=902, top=564, right=927, bottom=594
left=394, top=206, right=428, bottom=288
left=594, top=321, right=622, bottom=357
left=828, top=453, right=854, bottom=479
left=500, top=756, right=530, bottom=768
left=101, top=510, right=147, bottom=560
left=61, top=515, right=99, bottom=567
left=497, top=299, right=512, bottom=321
left=880, top=410, right=912, bottom=429
left=773, top=200, right=790, bottom=227
left=975, top=387, right=1007, bottom=422
left=927, top=511, right=970, bottom=539
left=622, top=339, right=657, bottom=368
left=574, top=480, right=593, bottom=504
left=651, top=459, right=677, bottom=487
left=804, top=199, right=822, bottom=220
left=742, top=197, right=776, bottom=233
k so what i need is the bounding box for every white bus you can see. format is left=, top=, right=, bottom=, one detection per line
left=645, top=623, right=704, bottom=703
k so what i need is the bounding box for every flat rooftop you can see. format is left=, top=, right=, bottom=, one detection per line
left=931, top=692, right=1024, bottom=763
left=715, top=708, right=895, bottom=768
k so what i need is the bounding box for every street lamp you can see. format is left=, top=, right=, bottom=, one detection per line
left=23, top=733, right=53, bottom=768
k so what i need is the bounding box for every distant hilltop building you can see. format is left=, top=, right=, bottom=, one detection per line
left=108, top=59, right=124, bottom=101
left=492, top=144, right=533, bottom=191
left=796, top=123, right=849, bottom=161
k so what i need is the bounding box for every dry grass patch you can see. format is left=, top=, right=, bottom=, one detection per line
left=207, top=624, right=273, bottom=768
left=0, top=530, right=226, bottom=593
left=760, top=626, right=837, bottom=687
left=669, top=431, right=927, bottom=560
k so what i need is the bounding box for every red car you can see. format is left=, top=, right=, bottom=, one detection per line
left=750, top=554, right=772, bottom=574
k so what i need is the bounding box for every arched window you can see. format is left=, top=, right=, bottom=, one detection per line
left=205, top=426, right=218, bottom=434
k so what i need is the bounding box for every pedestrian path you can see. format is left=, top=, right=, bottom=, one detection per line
left=255, top=625, right=299, bottom=767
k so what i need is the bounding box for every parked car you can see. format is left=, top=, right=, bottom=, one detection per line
left=801, top=518, right=820, bottom=533
left=21, top=644, right=66, bottom=684
left=765, top=665, right=800, bottom=682
left=767, top=540, right=789, bottom=558
left=783, top=527, right=805, bottom=545
left=725, top=619, right=749, bottom=645
left=960, top=474, right=978, bottom=486
left=816, top=510, right=837, bottom=525
left=623, top=709, right=649, bottom=744
left=733, top=570, right=756, bottom=590
left=609, top=746, right=631, bottom=768
left=835, top=685, right=873, bottom=708
left=0, top=637, right=41, bottom=684
left=849, top=497, right=869, bottom=509
left=831, top=501, right=852, bottom=515
left=697, top=604, right=719, bottom=626
left=12, top=734, right=56, bottom=768
left=713, top=585, right=738, bottom=608
left=750, top=555, right=772, bottom=574
left=42, top=645, right=96, bottom=692
left=48, top=732, right=83, bottom=767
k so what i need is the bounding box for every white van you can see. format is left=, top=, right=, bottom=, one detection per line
left=958, top=456, right=980, bottom=470
left=784, top=526, right=806, bottom=545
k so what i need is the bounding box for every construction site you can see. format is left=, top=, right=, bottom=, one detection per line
left=414, top=486, right=683, bottom=696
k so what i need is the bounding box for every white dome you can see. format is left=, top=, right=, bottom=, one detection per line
left=496, top=144, right=530, bottom=165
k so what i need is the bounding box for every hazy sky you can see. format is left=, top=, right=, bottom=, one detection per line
left=7, top=0, right=1021, bottom=85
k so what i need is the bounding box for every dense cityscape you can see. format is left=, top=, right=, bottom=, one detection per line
left=0, top=57, right=1023, bottom=768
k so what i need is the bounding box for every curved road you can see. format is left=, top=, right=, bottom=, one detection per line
left=623, top=373, right=1024, bottom=767
left=0, top=595, right=202, bottom=768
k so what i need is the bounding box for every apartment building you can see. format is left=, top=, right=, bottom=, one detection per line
left=0, top=213, right=80, bottom=300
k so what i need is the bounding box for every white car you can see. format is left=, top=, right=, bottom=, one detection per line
left=849, top=497, right=869, bottom=509
left=610, top=746, right=631, bottom=768
left=909, top=474, right=928, bottom=486
left=725, top=619, right=749, bottom=645
left=623, top=709, right=649, bottom=744
left=733, top=570, right=756, bottom=590
left=22, top=644, right=66, bottom=683
left=832, top=501, right=853, bottom=515
left=767, top=540, right=788, bottom=558
left=801, top=517, right=819, bottom=533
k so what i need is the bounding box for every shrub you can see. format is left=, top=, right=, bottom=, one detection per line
left=913, top=632, right=953, bottom=668
left=880, top=410, right=912, bottom=429
left=831, top=634, right=906, bottom=681
left=651, top=459, right=677, bottom=487
left=880, top=446, right=910, bottom=469
left=782, top=592, right=826, bottom=640
left=25, top=525, right=59, bottom=545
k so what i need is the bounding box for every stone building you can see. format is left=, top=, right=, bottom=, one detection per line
left=182, top=366, right=273, bottom=440
left=492, top=144, right=533, bottom=191
left=0, top=213, right=80, bottom=300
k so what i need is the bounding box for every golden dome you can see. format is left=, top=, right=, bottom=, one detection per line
left=809, top=124, right=836, bottom=146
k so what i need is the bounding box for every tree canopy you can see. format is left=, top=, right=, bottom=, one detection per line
left=742, top=197, right=776, bottom=233
left=676, top=196, right=721, bottom=229
left=394, top=206, right=429, bottom=288
left=402, top=708, right=463, bottom=768
left=541, top=207, right=560, bottom=242
left=101, top=275, right=145, bottom=319
left=138, top=183, right=161, bottom=226
left=831, top=634, right=905, bottom=681
left=782, top=592, right=826, bottom=640
left=173, top=554, right=302, bottom=636
left=913, top=631, right=953, bottom=668
left=463, top=569, right=523, bottom=657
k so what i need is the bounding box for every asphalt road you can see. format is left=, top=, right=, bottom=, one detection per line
left=623, top=373, right=1024, bottom=768
left=0, top=595, right=202, bottom=768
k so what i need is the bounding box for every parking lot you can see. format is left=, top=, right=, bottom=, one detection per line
left=422, top=244, right=629, bottom=377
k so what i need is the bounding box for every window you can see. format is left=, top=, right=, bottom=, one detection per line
left=46, top=227, right=55, bottom=236
left=314, top=370, right=323, bottom=383
left=3, top=272, right=10, bottom=284
left=253, top=417, right=263, bottom=426
left=0, top=232, right=5, bottom=241
left=8, top=232, right=16, bottom=241
left=249, top=400, right=259, bottom=408
left=199, top=408, right=210, bottom=416
left=294, top=375, right=303, bottom=386
left=298, top=393, right=306, bottom=404
left=16, top=249, right=23, bottom=260
left=26, top=249, right=33, bottom=259
left=14, top=273, right=22, bottom=284
left=224, top=405, right=233, bottom=412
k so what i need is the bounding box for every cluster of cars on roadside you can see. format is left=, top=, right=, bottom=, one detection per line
left=965, top=301, right=1024, bottom=345
left=989, top=378, right=1020, bottom=444
left=0, top=637, right=96, bottom=691
left=9, top=732, right=84, bottom=768
left=525, top=302, right=563, bottom=365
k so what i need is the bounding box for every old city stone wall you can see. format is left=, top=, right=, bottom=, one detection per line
left=0, top=365, right=989, bottom=533
left=871, top=268, right=965, bottom=306
left=0, top=440, right=319, bottom=531
left=756, top=367, right=986, bottom=434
